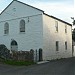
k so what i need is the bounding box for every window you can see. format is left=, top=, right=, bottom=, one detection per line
left=20, top=19, right=25, bottom=32
left=4, top=22, right=9, bottom=34
left=65, top=41, right=67, bottom=50
left=55, top=21, right=58, bottom=32
left=56, top=41, right=59, bottom=51
left=13, top=8, right=16, bottom=12
left=65, top=25, right=67, bottom=33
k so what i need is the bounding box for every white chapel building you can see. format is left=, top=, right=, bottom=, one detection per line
left=0, top=0, right=72, bottom=61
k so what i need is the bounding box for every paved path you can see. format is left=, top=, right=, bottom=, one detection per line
left=0, top=57, right=75, bottom=75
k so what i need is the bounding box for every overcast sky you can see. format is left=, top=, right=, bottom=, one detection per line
left=0, top=0, right=74, bottom=23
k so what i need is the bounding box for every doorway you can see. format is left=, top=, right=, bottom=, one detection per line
left=11, top=40, right=18, bottom=51
left=39, top=48, right=43, bottom=61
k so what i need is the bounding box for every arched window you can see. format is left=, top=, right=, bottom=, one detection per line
left=4, top=22, right=9, bottom=34
left=20, top=19, right=25, bottom=32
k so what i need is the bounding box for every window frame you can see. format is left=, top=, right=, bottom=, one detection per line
left=55, top=21, right=58, bottom=32
left=4, top=22, right=9, bottom=34
left=56, top=41, right=59, bottom=51
left=20, top=19, right=25, bottom=33
left=65, top=41, right=67, bottom=50
left=65, top=24, right=67, bottom=33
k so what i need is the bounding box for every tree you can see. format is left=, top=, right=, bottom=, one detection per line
left=0, top=44, right=10, bottom=59
left=71, top=17, right=75, bottom=25
left=73, top=20, right=75, bottom=25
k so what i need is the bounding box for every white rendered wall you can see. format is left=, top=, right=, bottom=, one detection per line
left=0, top=1, right=72, bottom=61
left=0, top=1, right=43, bottom=51
left=0, top=15, right=43, bottom=51
left=43, top=14, right=72, bottom=60
left=0, top=1, right=43, bottom=21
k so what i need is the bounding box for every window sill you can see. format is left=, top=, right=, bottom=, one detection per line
left=56, top=51, right=59, bottom=53
left=65, top=33, right=67, bottom=34
left=19, top=32, right=25, bottom=34
left=4, top=34, right=9, bottom=36
left=65, top=50, right=67, bottom=52
left=55, top=31, right=58, bottom=33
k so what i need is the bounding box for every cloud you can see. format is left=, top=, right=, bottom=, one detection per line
left=31, top=2, right=74, bottom=23
left=20, top=0, right=74, bottom=7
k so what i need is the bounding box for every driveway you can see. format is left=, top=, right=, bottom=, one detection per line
left=0, top=57, right=75, bottom=75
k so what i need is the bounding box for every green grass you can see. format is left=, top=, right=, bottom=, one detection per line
left=3, top=60, right=35, bottom=66
left=0, top=58, right=36, bottom=66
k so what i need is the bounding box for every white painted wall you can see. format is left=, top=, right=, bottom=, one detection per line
left=43, top=14, right=72, bottom=60
left=0, top=0, right=72, bottom=61
left=0, top=1, right=43, bottom=51
left=0, top=14, right=43, bottom=51
left=0, top=1, right=43, bottom=21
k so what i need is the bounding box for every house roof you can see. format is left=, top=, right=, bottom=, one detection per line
left=0, top=0, right=72, bottom=26
left=44, top=13, right=72, bottom=26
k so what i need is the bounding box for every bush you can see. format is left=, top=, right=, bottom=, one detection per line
left=0, top=44, right=10, bottom=59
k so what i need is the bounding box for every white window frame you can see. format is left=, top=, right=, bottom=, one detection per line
left=55, top=21, right=58, bottom=32
left=65, top=24, right=67, bottom=33
left=65, top=41, right=67, bottom=50
left=4, top=22, right=9, bottom=34
left=56, top=41, right=59, bottom=51
left=20, top=19, right=25, bottom=32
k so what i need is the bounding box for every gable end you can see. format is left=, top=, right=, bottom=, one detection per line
left=0, top=0, right=44, bottom=15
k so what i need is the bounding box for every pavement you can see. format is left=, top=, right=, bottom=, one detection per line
left=37, top=60, right=49, bottom=64
left=0, top=57, right=75, bottom=75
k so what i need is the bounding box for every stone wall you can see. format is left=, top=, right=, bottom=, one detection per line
left=11, top=49, right=34, bottom=61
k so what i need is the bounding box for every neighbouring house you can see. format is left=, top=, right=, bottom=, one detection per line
left=0, top=0, right=72, bottom=61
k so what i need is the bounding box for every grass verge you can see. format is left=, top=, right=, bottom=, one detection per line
left=0, top=58, right=36, bottom=66
left=4, top=60, right=35, bottom=66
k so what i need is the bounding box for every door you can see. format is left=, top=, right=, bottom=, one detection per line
left=11, top=40, right=18, bottom=51
left=39, top=48, right=43, bottom=61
